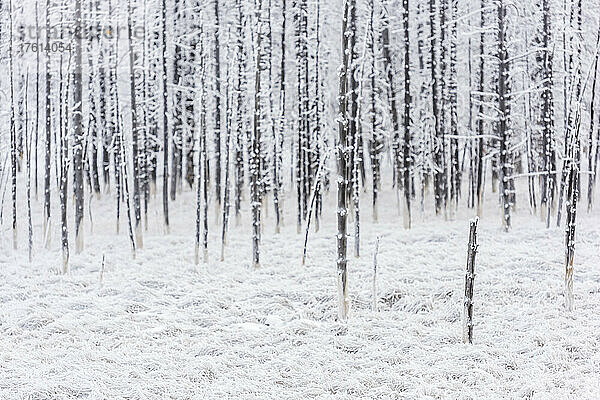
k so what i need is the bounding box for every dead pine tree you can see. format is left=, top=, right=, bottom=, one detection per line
left=557, top=0, right=582, bottom=227
left=535, top=0, right=556, bottom=227
left=119, top=123, right=137, bottom=260
left=233, top=0, right=245, bottom=227
left=429, top=0, right=444, bottom=215
left=563, top=97, right=585, bottom=311
left=302, top=149, right=330, bottom=265
left=381, top=1, right=401, bottom=215
left=475, top=0, right=486, bottom=217
left=34, top=2, right=40, bottom=201
left=563, top=26, right=599, bottom=311
left=126, top=0, right=143, bottom=249
left=195, top=38, right=205, bottom=266
left=43, top=0, right=52, bottom=248
left=9, top=0, right=18, bottom=250
left=85, top=0, right=100, bottom=200
left=160, top=0, right=170, bottom=233
left=221, top=37, right=233, bottom=262
left=337, top=0, right=351, bottom=321
left=367, top=0, right=383, bottom=223
left=496, top=0, right=513, bottom=231
left=214, top=0, right=223, bottom=221
left=274, top=0, right=287, bottom=234
left=24, top=71, right=33, bottom=263
left=463, top=217, right=479, bottom=344
left=73, top=0, right=85, bottom=254
left=201, top=32, right=210, bottom=265
left=401, top=0, right=411, bottom=229
left=564, top=147, right=579, bottom=312
left=60, top=53, right=74, bottom=274
left=251, top=1, right=265, bottom=269
left=587, top=25, right=600, bottom=211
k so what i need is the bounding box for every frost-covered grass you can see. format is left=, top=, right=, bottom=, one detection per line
left=1, top=189, right=599, bottom=399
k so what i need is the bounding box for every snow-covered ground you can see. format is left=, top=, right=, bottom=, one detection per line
left=1, top=188, right=600, bottom=399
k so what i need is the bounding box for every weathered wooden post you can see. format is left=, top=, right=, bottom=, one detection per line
left=463, top=217, right=479, bottom=344
left=372, top=236, right=381, bottom=312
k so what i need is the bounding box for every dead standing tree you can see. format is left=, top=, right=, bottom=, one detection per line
left=251, top=0, right=265, bottom=269
left=463, top=217, right=479, bottom=344
left=73, top=0, right=85, bottom=253
left=337, top=0, right=351, bottom=321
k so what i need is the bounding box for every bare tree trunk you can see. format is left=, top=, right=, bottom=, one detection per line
left=221, top=44, right=233, bottom=261
left=368, top=0, right=382, bottom=223
left=170, top=0, right=182, bottom=201
left=476, top=0, right=486, bottom=217
left=538, top=0, right=556, bottom=227
left=119, top=123, right=137, bottom=260
left=201, top=40, right=209, bottom=265
left=233, top=0, right=245, bottom=226
left=127, top=0, right=143, bottom=248
left=402, top=0, right=412, bottom=228
left=463, top=217, right=478, bottom=344
left=563, top=103, right=584, bottom=312
left=196, top=37, right=209, bottom=265
left=337, top=0, right=351, bottom=321
left=214, top=0, right=223, bottom=218
left=160, top=0, right=170, bottom=232
left=449, top=0, right=460, bottom=210
left=86, top=0, right=101, bottom=199
left=251, top=1, right=264, bottom=269
left=429, top=0, right=443, bottom=214
left=564, top=159, right=578, bottom=312
left=34, top=3, right=40, bottom=201
left=274, top=0, right=286, bottom=233
left=497, top=0, right=512, bottom=231
left=73, top=0, right=85, bottom=253
left=557, top=0, right=582, bottom=227
left=587, top=25, right=600, bottom=211
left=25, top=72, right=33, bottom=262
left=9, top=0, right=17, bottom=250
left=61, top=51, right=73, bottom=273
left=43, top=0, right=52, bottom=248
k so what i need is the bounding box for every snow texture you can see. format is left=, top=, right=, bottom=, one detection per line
left=1, top=191, right=600, bottom=399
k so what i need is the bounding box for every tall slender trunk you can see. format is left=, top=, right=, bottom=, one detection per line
left=171, top=0, right=182, bottom=201
left=9, top=0, right=17, bottom=250
left=160, top=0, right=170, bottom=231
left=539, top=0, right=556, bottom=227
left=337, top=0, right=351, bottom=321
left=251, top=1, right=264, bottom=269
left=34, top=3, right=40, bottom=201
left=368, top=0, right=381, bottom=223
left=497, top=0, right=512, bottom=231
left=25, top=72, right=33, bottom=262
left=274, top=0, right=286, bottom=233
left=73, top=0, right=85, bottom=253
left=449, top=0, right=460, bottom=209
left=86, top=0, right=101, bottom=198
left=234, top=0, right=245, bottom=226
left=43, top=0, right=52, bottom=248
left=214, top=0, right=223, bottom=217
left=587, top=25, right=600, bottom=210
left=221, top=44, right=233, bottom=261
left=557, top=0, right=582, bottom=226
left=476, top=0, right=486, bottom=217
left=127, top=0, right=143, bottom=248
left=429, top=0, right=443, bottom=214
left=402, top=0, right=412, bottom=228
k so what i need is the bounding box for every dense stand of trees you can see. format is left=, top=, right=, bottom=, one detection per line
left=1, top=0, right=599, bottom=311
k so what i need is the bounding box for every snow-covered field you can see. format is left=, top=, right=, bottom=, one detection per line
left=1, top=190, right=600, bottom=399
